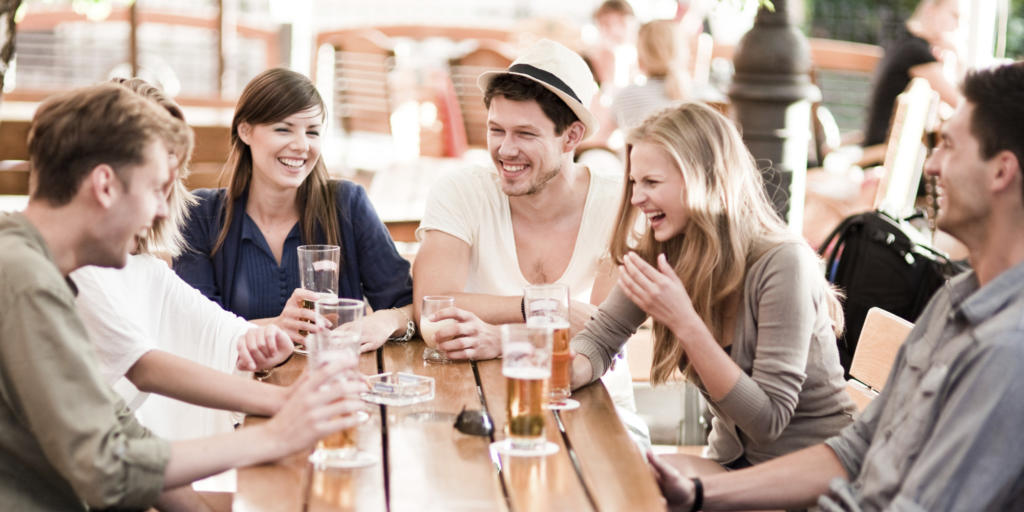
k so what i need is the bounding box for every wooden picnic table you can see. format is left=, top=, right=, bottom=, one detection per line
left=237, top=341, right=665, bottom=511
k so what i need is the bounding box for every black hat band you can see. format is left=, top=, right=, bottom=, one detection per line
left=506, top=63, right=582, bottom=105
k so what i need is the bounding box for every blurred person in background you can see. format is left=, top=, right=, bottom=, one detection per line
left=864, top=0, right=963, bottom=147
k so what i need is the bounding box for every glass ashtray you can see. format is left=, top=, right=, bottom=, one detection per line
left=360, top=372, right=434, bottom=406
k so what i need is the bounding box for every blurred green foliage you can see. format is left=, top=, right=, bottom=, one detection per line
left=805, top=0, right=1023, bottom=59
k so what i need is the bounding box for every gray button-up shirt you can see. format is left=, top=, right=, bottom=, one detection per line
left=823, top=260, right=1024, bottom=511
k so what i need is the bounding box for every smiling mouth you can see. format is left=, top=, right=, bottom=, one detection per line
left=501, top=162, right=528, bottom=174
left=646, top=211, right=666, bottom=223
left=278, top=157, right=306, bottom=169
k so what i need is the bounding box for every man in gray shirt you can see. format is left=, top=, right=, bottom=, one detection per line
left=648, top=61, right=1024, bottom=511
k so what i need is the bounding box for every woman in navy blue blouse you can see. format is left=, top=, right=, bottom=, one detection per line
left=174, top=68, right=414, bottom=350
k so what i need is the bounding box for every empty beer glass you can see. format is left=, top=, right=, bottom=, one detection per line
left=420, top=296, right=455, bottom=364
left=500, top=323, right=556, bottom=456
left=296, top=245, right=340, bottom=349
left=307, top=297, right=376, bottom=468
left=523, top=284, right=576, bottom=410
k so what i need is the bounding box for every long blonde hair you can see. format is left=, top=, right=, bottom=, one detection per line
left=610, top=103, right=843, bottom=383
left=110, top=77, right=197, bottom=257
left=636, top=20, right=689, bottom=101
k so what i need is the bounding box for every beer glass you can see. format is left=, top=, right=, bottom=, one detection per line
left=297, top=245, right=340, bottom=348
left=420, top=296, right=455, bottom=364
left=307, top=297, right=376, bottom=468
left=500, top=323, right=555, bottom=456
left=524, top=284, right=577, bottom=410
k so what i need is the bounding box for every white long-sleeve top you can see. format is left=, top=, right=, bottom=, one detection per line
left=72, top=253, right=253, bottom=440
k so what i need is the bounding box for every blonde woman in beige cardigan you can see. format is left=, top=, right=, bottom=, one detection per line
left=571, top=102, right=855, bottom=476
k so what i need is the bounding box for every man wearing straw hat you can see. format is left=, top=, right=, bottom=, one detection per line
left=413, top=39, right=638, bottom=417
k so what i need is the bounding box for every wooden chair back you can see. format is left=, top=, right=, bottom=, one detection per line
left=448, top=41, right=514, bottom=148
left=873, top=78, right=940, bottom=218
left=326, top=30, right=397, bottom=135
left=845, top=307, right=913, bottom=411
left=1, top=119, right=231, bottom=194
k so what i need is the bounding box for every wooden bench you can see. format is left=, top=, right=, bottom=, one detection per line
left=0, top=119, right=230, bottom=194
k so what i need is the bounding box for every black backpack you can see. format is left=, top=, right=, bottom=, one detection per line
left=818, top=210, right=968, bottom=374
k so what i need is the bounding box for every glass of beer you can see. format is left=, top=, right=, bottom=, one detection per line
left=420, top=296, right=455, bottom=364
left=307, top=297, right=376, bottom=468
left=296, top=245, right=340, bottom=348
left=524, top=284, right=577, bottom=410
left=501, top=323, right=555, bottom=455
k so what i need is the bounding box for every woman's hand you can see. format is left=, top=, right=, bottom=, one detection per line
left=236, top=324, right=294, bottom=371
left=352, top=309, right=399, bottom=353
left=618, top=252, right=700, bottom=336
left=272, top=288, right=325, bottom=343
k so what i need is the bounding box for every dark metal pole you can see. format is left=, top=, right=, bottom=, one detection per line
left=129, top=2, right=139, bottom=78
left=728, top=0, right=818, bottom=229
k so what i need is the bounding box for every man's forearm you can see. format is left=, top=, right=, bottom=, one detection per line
left=704, top=444, right=847, bottom=510
left=163, top=424, right=283, bottom=489
left=445, top=292, right=523, bottom=324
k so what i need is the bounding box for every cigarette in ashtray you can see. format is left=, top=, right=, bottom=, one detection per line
left=312, top=260, right=338, bottom=271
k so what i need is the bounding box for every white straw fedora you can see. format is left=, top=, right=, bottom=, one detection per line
left=477, top=39, right=599, bottom=140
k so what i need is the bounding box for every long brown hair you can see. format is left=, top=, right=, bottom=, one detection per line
left=610, top=103, right=843, bottom=384
left=212, top=68, right=339, bottom=255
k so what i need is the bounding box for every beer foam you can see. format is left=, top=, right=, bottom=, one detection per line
left=502, top=367, right=550, bottom=380
left=312, top=260, right=338, bottom=271
left=526, top=317, right=570, bottom=329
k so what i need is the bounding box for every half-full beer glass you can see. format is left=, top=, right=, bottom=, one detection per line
left=501, top=323, right=553, bottom=455
left=297, top=245, right=340, bottom=347
left=523, top=284, right=576, bottom=410
left=307, top=297, right=375, bottom=468
left=421, top=296, right=455, bottom=364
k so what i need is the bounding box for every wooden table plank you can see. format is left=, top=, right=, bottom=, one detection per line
left=236, top=352, right=387, bottom=512
left=380, top=341, right=507, bottom=512
left=476, top=359, right=596, bottom=512
left=560, top=382, right=666, bottom=511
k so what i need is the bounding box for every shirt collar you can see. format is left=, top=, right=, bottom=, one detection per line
left=956, top=260, right=1024, bottom=325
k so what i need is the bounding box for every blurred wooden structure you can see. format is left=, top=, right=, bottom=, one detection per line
left=7, top=4, right=280, bottom=106
left=845, top=307, right=914, bottom=412
left=448, top=42, right=514, bottom=147
left=0, top=120, right=230, bottom=194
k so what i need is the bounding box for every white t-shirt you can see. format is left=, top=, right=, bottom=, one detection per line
left=417, top=165, right=622, bottom=303
left=73, top=254, right=253, bottom=440
left=416, top=165, right=637, bottom=412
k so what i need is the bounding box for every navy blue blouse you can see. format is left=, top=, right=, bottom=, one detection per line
left=173, top=180, right=412, bottom=320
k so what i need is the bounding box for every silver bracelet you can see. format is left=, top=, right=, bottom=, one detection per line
left=387, top=307, right=416, bottom=342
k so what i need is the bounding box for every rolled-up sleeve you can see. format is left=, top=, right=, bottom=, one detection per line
left=3, top=284, right=169, bottom=509
left=571, top=285, right=647, bottom=383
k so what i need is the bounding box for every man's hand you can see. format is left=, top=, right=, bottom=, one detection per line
left=262, top=359, right=366, bottom=455
left=570, top=349, right=595, bottom=389
left=431, top=307, right=502, bottom=360
left=569, top=300, right=597, bottom=336
left=236, top=325, right=294, bottom=371
left=647, top=451, right=696, bottom=512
